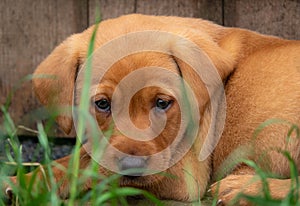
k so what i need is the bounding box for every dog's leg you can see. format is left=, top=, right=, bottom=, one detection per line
left=2, top=147, right=92, bottom=200
left=210, top=166, right=298, bottom=206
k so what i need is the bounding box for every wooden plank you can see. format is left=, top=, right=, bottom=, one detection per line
left=224, top=0, right=300, bottom=39
left=88, top=0, right=136, bottom=24
left=0, top=0, right=88, bottom=137
left=88, top=0, right=223, bottom=25
left=136, top=0, right=223, bottom=24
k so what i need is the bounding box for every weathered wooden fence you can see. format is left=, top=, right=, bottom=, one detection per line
left=1, top=0, right=300, bottom=137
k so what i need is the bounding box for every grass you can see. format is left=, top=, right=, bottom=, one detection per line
left=1, top=9, right=300, bottom=206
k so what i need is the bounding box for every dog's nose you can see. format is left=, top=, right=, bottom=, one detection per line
left=118, top=156, right=147, bottom=176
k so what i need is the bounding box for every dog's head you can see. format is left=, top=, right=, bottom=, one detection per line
left=33, top=14, right=234, bottom=190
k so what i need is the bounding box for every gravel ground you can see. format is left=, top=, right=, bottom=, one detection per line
left=0, top=136, right=75, bottom=163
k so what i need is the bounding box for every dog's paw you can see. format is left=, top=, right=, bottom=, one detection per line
left=3, top=186, right=13, bottom=200
left=1, top=177, right=16, bottom=203
left=210, top=175, right=261, bottom=206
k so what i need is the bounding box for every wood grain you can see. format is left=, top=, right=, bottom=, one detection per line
left=0, top=0, right=87, bottom=137
left=88, top=0, right=135, bottom=24
left=136, top=0, right=223, bottom=24
left=224, top=0, right=300, bottom=39
left=89, top=0, right=222, bottom=24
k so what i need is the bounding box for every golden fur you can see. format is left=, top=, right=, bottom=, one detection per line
left=4, top=14, right=300, bottom=205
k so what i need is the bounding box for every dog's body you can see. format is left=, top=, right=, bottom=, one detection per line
left=4, top=14, right=300, bottom=204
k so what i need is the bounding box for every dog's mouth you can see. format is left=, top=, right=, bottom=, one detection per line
left=119, top=175, right=143, bottom=185
left=119, top=173, right=162, bottom=188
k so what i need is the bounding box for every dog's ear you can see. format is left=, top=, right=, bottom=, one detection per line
left=33, top=34, right=83, bottom=134
left=170, top=34, right=234, bottom=160
left=170, top=34, right=234, bottom=109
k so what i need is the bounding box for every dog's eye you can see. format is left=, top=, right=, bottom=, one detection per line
left=95, top=98, right=111, bottom=112
left=156, top=98, right=172, bottom=111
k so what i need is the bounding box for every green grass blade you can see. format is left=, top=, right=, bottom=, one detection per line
left=67, top=8, right=101, bottom=206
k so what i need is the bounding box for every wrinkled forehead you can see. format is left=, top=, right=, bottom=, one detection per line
left=76, top=52, right=184, bottom=99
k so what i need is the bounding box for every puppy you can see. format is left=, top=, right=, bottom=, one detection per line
left=4, top=14, right=300, bottom=205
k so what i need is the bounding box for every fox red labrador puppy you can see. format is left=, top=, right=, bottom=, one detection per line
left=3, top=14, right=300, bottom=205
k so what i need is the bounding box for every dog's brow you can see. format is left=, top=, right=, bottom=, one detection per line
left=91, top=83, right=114, bottom=96
left=172, top=57, right=184, bottom=79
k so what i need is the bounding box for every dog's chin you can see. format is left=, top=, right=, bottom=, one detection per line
left=119, top=174, right=164, bottom=188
